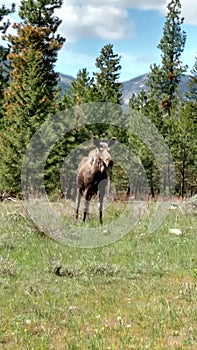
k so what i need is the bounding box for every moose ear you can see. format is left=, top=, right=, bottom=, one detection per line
left=93, top=138, right=100, bottom=148
left=108, top=137, right=116, bottom=147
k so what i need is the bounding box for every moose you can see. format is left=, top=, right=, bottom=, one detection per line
left=76, top=138, right=116, bottom=224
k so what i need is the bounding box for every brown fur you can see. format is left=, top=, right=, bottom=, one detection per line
left=76, top=138, right=116, bottom=224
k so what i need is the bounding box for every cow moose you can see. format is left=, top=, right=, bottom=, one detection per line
left=76, top=138, right=116, bottom=224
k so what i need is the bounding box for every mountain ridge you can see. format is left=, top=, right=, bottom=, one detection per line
left=59, top=72, right=191, bottom=104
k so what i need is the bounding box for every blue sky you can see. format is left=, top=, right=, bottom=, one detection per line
left=2, top=0, right=197, bottom=81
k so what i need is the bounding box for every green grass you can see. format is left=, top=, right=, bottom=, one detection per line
left=0, top=200, right=197, bottom=349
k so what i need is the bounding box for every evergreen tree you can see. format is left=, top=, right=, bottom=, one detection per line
left=127, top=0, right=188, bottom=197
left=94, top=44, right=122, bottom=104
left=61, top=68, right=94, bottom=109
left=0, top=4, right=15, bottom=117
left=0, top=4, right=15, bottom=33
left=60, top=46, right=123, bottom=198
left=46, top=69, right=95, bottom=197
left=93, top=44, right=123, bottom=195
left=127, top=92, right=161, bottom=197
left=180, top=57, right=197, bottom=196
left=61, top=45, right=123, bottom=141
left=0, top=0, right=65, bottom=195
left=186, top=56, right=197, bottom=103
left=147, top=0, right=187, bottom=114
left=168, top=101, right=197, bottom=197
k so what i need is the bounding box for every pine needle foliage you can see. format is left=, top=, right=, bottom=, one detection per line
left=0, top=0, right=65, bottom=195
left=147, top=0, right=187, bottom=113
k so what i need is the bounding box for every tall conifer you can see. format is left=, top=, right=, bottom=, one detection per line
left=0, top=4, right=15, bottom=117
left=1, top=0, right=65, bottom=194
left=147, top=0, right=187, bottom=114
left=94, top=44, right=122, bottom=104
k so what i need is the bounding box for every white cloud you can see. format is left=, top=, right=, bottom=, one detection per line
left=181, top=0, right=197, bottom=25
left=54, top=0, right=197, bottom=43
left=55, top=4, right=129, bottom=42
left=2, top=1, right=197, bottom=43
left=56, top=1, right=165, bottom=43
left=1, top=0, right=196, bottom=79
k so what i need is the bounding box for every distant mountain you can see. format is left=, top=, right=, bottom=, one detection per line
left=121, top=73, right=191, bottom=105
left=59, top=73, right=191, bottom=105
left=121, top=74, right=149, bottom=105
left=58, top=73, right=75, bottom=91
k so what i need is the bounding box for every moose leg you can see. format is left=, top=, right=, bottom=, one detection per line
left=76, top=188, right=81, bottom=220
left=98, top=180, right=107, bottom=225
left=83, top=189, right=91, bottom=222
left=98, top=191, right=105, bottom=225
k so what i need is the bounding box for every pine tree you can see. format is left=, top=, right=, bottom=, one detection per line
left=168, top=102, right=197, bottom=197
left=94, top=44, right=122, bottom=104
left=127, top=92, right=161, bottom=198
left=60, top=46, right=123, bottom=198
left=46, top=69, right=95, bottom=197
left=179, top=57, right=197, bottom=196
left=0, top=4, right=15, bottom=117
left=127, top=1, right=195, bottom=199
left=128, top=0, right=188, bottom=197
left=0, top=0, right=65, bottom=195
left=186, top=56, right=197, bottom=103
left=0, top=4, right=15, bottom=33
left=61, top=68, right=94, bottom=109
left=147, top=0, right=187, bottom=114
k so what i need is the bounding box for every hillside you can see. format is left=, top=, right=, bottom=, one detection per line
left=121, top=74, right=191, bottom=105
left=58, top=73, right=75, bottom=92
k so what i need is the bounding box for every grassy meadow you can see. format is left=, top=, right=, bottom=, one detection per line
left=0, top=199, right=197, bottom=349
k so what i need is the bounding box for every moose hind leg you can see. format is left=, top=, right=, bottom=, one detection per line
left=83, top=189, right=91, bottom=222
left=98, top=180, right=107, bottom=225
left=76, top=189, right=81, bottom=220
left=99, top=192, right=104, bottom=225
